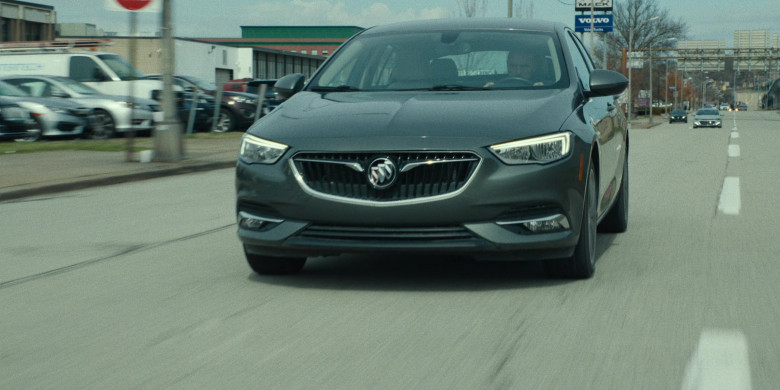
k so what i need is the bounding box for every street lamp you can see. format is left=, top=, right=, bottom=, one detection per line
left=627, top=16, right=660, bottom=129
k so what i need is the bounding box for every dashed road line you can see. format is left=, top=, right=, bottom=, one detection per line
left=681, top=329, right=752, bottom=390
left=728, top=144, right=741, bottom=157
left=718, top=177, right=741, bottom=215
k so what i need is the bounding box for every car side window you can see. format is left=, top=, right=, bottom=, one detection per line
left=565, top=32, right=592, bottom=91
left=5, top=79, right=43, bottom=97
left=69, top=56, right=108, bottom=83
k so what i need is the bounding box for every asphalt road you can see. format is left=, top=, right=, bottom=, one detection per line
left=1, top=109, right=778, bottom=389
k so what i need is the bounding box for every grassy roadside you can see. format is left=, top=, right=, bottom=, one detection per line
left=0, top=132, right=243, bottom=155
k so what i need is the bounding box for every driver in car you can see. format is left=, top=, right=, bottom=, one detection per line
left=486, top=50, right=545, bottom=87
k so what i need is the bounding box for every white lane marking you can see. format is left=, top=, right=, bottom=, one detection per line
left=728, top=145, right=740, bottom=157
left=731, top=132, right=739, bottom=139
left=681, top=329, right=752, bottom=390
left=718, top=177, right=741, bottom=215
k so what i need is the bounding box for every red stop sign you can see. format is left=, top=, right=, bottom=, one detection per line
left=116, top=0, right=152, bottom=11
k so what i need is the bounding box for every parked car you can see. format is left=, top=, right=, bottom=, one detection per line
left=152, top=88, right=217, bottom=133
left=146, top=74, right=257, bottom=132
left=669, top=109, right=688, bottom=123
left=236, top=18, right=630, bottom=279
left=245, top=79, right=285, bottom=114
left=693, top=108, right=722, bottom=128
left=0, top=75, right=161, bottom=138
left=0, top=96, right=38, bottom=141
left=0, top=80, right=95, bottom=141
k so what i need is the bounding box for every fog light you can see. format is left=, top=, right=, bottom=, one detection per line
left=238, top=211, right=283, bottom=230
left=497, top=214, right=571, bottom=233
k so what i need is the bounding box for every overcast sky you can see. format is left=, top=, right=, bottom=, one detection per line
left=35, top=0, right=778, bottom=45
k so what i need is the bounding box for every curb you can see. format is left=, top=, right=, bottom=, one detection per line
left=0, top=161, right=235, bottom=202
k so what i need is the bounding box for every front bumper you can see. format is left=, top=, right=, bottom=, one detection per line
left=112, top=107, right=156, bottom=132
left=236, top=141, right=591, bottom=261
left=38, top=112, right=90, bottom=136
left=693, top=119, right=722, bottom=128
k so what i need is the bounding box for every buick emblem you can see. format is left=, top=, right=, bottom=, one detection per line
left=367, top=157, right=397, bottom=189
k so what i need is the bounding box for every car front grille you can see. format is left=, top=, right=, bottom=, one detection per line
left=297, top=224, right=476, bottom=241
left=291, top=152, right=480, bottom=202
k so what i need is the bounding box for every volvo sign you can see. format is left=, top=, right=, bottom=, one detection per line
left=574, top=14, right=613, bottom=33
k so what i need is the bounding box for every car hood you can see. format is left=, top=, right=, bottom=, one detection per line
left=694, top=114, right=721, bottom=120
left=248, top=89, right=576, bottom=150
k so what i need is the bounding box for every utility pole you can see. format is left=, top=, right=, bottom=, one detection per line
left=648, top=54, right=653, bottom=125
left=154, top=0, right=182, bottom=161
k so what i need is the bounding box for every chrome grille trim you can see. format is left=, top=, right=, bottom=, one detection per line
left=290, top=151, right=482, bottom=206
left=298, top=225, right=475, bottom=241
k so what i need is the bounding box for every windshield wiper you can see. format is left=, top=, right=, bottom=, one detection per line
left=310, top=85, right=361, bottom=92
left=430, top=84, right=489, bottom=91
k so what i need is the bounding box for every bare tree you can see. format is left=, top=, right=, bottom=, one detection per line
left=607, top=0, right=687, bottom=56
left=456, top=0, right=487, bottom=17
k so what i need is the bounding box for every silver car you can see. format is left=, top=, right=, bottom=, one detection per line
left=0, top=75, right=161, bottom=138
left=0, top=80, right=94, bottom=141
left=693, top=108, right=722, bottom=128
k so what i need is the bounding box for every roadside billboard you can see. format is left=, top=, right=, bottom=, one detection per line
left=575, top=0, right=613, bottom=11
left=574, top=14, right=613, bottom=33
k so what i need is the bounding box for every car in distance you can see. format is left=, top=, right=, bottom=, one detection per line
left=719, top=102, right=730, bottom=110
left=692, top=108, right=722, bottom=128
left=736, top=103, right=748, bottom=111
left=669, top=109, right=688, bottom=123
left=0, top=80, right=94, bottom=141
left=146, top=74, right=258, bottom=132
left=0, top=96, right=38, bottom=141
left=0, top=75, right=160, bottom=138
left=236, top=18, right=630, bottom=279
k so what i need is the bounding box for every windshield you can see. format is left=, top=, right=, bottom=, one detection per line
left=97, top=54, right=146, bottom=81
left=52, top=76, right=101, bottom=95
left=0, top=81, right=30, bottom=97
left=309, top=29, right=568, bottom=91
left=697, top=109, right=719, bottom=115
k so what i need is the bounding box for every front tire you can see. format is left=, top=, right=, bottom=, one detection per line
left=90, top=109, right=116, bottom=140
left=545, top=165, right=597, bottom=279
left=599, top=157, right=629, bottom=233
left=17, top=118, right=43, bottom=142
left=212, top=108, right=235, bottom=133
left=244, top=247, right=306, bottom=275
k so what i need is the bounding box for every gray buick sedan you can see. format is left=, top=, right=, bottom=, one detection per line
left=236, top=18, right=629, bottom=279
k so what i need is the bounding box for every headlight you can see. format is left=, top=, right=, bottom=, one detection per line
left=489, top=132, right=571, bottom=164
left=239, top=134, right=288, bottom=164
left=231, top=96, right=257, bottom=105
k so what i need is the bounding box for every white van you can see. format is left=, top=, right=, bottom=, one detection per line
left=0, top=43, right=175, bottom=101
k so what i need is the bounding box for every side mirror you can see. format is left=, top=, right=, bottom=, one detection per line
left=274, top=73, right=306, bottom=99
left=588, top=70, right=628, bottom=98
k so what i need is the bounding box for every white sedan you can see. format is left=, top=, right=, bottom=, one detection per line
left=0, top=75, right=161, bottom=138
